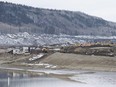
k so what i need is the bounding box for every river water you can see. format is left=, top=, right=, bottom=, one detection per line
left=0, top=69, right=116, bottom=87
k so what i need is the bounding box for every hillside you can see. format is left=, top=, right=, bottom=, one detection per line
left=0, top=2, right=116, bottom=36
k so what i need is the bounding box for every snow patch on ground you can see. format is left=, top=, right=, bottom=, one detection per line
left=0, top=32, right=116, bottom=46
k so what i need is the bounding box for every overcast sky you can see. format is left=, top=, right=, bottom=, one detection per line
left=1, top=0, right=116, bottom=22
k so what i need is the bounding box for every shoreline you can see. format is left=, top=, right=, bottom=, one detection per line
left=0, top=52, right=116, bottom=72
left=40, top=52, right=116, bottom=72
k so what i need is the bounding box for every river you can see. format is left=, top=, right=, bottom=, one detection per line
left=0, top=69, right=116, bottom=87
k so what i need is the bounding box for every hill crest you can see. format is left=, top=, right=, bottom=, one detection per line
left=0, top=1, right=116, bottom=36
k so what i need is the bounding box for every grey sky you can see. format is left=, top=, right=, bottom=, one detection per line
left=1, top=0, right=116, bottom=22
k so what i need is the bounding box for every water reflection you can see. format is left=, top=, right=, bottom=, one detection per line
left=0, top=70, right=116, bottom=87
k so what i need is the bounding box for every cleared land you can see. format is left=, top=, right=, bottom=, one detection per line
left=0, top=51, right=116, bottom=72
left=41, top=52, right=116, bottom=71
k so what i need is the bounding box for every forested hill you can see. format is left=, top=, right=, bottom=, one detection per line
left=0, top=1, right=116, bottom=36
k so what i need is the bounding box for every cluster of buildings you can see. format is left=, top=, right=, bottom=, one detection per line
left=7, top=45, right=61, bottom=55
left=0, top=40, right=115, bottom=55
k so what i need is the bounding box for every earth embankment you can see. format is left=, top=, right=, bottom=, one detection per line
left=41, top=52, right=116, bottom=71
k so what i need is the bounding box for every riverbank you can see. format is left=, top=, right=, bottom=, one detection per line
left=0, top=52, right=116, bottom=72
left=40, top=52, right=116, bottom=72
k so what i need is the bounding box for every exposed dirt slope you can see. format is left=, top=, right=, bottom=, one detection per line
left=41, top=52, right=116, bottom=71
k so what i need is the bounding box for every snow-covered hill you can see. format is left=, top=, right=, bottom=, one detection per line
left=0, top=32, right=116, bottom=46
left=1, top=2, right=116, bottom=36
